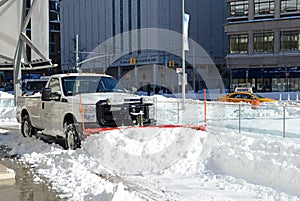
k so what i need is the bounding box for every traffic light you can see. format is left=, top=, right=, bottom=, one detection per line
left=168, top=60, right=175, bottom=67
left=130, top=57, right=137, bottom=64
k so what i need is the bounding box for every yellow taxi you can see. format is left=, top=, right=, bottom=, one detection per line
left=217, top=92, right=277, bottom=103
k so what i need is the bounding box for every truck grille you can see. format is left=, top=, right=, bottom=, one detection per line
left=96, top=101, right=150, bottom=127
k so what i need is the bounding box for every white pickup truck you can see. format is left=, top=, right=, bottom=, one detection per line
left=16, top=73, right=155, bottom=149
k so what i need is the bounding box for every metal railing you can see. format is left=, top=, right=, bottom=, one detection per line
left=0, top=98, right=15, bottom=121
left=206, top=101, right=300, bottom=139
left=0, top=97, right=14, bottom=107
left=152, top=98, right=300, bottom=139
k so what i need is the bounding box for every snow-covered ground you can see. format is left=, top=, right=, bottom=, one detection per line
left=0, top=91, right=300, bottom=201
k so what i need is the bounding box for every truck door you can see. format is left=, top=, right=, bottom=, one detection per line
left=42, top=78, right=65, bottom=136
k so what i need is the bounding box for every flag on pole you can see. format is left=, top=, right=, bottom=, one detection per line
left=183, top=13, right=190, bottom=51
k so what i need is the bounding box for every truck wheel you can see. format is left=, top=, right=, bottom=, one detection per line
left=64, top=123, right=81, bottom=150
left=21, top=115, right=34, bottom=137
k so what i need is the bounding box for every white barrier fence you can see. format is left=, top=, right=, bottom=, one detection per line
left=0, top=98, right=14, bottom=107
left=152, top=98, right=300, bottom=139
left=0, top=98, right=15, bottom=121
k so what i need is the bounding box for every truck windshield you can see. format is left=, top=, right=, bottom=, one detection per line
left=62, top=76, right=127, bottom=96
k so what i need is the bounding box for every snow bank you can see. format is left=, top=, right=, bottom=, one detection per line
left=0, top=131, right=143, bottom=201
left=206, top=131, right=300, bottom=197
left=158, top=131, right=207, bottom=176
left=83, top=127, right=204, bottom=175
left=0, top=91, right=14, bottom=98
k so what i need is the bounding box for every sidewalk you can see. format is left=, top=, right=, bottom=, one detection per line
left=0, top=163, right=15, bottom=185
left=0, top=158, right=65, bottom=201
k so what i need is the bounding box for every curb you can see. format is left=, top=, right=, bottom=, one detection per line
left=0, top=163, right=15, bottom=182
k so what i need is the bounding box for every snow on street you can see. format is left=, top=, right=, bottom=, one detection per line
left=0, top=92, right=300, bottom=200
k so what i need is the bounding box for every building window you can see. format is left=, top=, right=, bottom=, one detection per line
left=50, top=44, right=57, bottom=54
left=281, top=0, right=300, bottom=12
left=50, top=23, right=60, bottom=31
left=128, top=0, right=132, bottom=31
left=281, top=31, right=300, bottom=51
left=137, top=0, right=141, bottom=52
left=229, top=34, right=248, bottom=54
left=120, top=0, right=124, bottom=51
left=254, top=32, right=274, bottom=53
left=228, top=0, right=249, bottom=17
left=128, top=0, right=132, bottom=52
left=120, top=0, right=123, bottom=33
left=254, top=0, right=275, bottom=15
left=112, top=0, right=115, bottom=36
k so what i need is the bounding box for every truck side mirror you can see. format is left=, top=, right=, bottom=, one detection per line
left=41, top=87, right=51, bottom=101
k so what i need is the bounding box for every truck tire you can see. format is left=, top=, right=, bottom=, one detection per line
left=21, top=115, right=35, bottom=137
left=64, top=123, right=81, bottom=150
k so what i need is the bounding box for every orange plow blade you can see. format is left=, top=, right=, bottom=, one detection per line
left=83, top=124, right=206, bottom=138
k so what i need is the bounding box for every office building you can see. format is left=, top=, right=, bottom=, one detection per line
left=60, top=0, right=227, bottom=92
left=225, top=0, right=300, bottom=92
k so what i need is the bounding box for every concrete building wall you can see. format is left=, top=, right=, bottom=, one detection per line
left=60, top=0, right=227, bottom=91
left=60, top=0, right=227, bottom=70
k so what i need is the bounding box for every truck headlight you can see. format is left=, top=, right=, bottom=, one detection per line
left=106, top=98, right=124, bottom=105
left=141, top=97, right=152, bottom=104
left=106, top=98, right=112, bottom=105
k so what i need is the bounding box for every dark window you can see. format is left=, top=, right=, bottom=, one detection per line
left=230, top=93, right=242, bottom=98
left=128, top=0, right=132, bottom=31
left=128, top=0, right=132, bottom=52
left=112, top=0, right=116, bottom=54
left=62, top=76, right=126, bottom=96
left=228, top=1, right=249, bottom=17
left=281, top=31, right=300, bottom=51
left=242, top=94, right=253, bottom=99
left=112, top=0, right=116, bottom=36
left=50, top=23, right=60, bottom=31
left=229, top=34, right=248, bottom=54
left=254, top=32, right=274, bottom=53
left=254, top=0, right=275, bottom=15
left=281, top=0, right=300, bottom=12
left=120, top=0, right=124, bottom=51
left=137, top=0, right=141, bottom=51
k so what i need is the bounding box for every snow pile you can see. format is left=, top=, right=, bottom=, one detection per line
left=0, top=91, right=14, bottom=98
left=158, top=131, right=207, bottom=176
left=83, top=127, right=204, bottom=175
left=207, top=131, right=300, bottom=197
